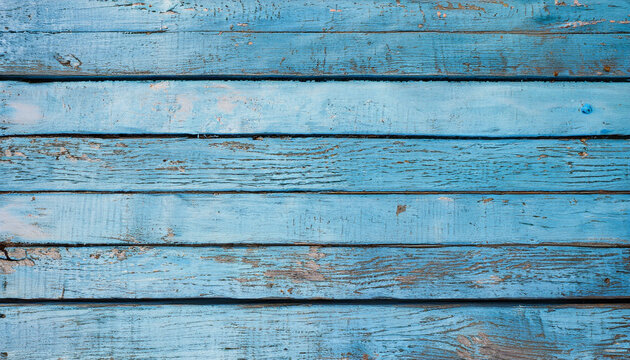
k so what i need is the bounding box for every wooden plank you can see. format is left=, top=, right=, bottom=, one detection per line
left=2, top=81, right=628, bottom=136
left=1, top=304, right=629, bottom=359
left=1, top=245, right=627, bottom=299
left=1, top=32, right=627, bottom=77
left=3, top=0, right=630, bottom=33
left=1, top=193, right=628, bottom=245
left=0, top=137, right=627, bottom=191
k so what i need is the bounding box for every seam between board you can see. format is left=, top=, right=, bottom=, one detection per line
left=1, top=298, right=629, bottom=306
left=3, top=75, right=630, bottom=82
left=2, top=134, right=630, bottom=140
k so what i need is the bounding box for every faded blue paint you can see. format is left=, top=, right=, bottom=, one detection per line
left=1, top=193, right=628, bottom=245
left=1, top=32, right=628, bottom=77
left=3, top=0, right=629, bottom=33
left=1, top=81, right=628, bottom=136
left=1, top=304, right=629, bottom=359
left=1, top=245, right=627, bottom=299
left=1, top=137, right=627, bottom=191
left=2, top=0, right=628, bottom=355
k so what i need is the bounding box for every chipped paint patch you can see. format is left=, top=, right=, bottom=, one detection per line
left=209, top=141, right=255, bottom=151
left=149, top=81, right=170, bottom=90
left=3, top=149, right=26, bottom=157
left=161, top=227, right=175, bottom=242
left=558, top=19, right=605, bottom=28
left=109, top=248, right=128, bottom=260
left=0, top=248, right=34, bottom=274
left=0, top=258, right=35, bottom=274
left=28, top=248, right=62, bottom=260
left=434, top=3, right=485, bottom=11
left=264, top=264, right=326, bottom=282
left=308, top=246, right=326, bottom=260
left=54, top=54, right=82, bottom=69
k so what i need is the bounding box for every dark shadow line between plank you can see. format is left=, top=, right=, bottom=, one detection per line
left=2, top=75, right=629, bottom=82
left=5, top=30, right=630, bottom=35
left=2, top=134, right=630, bottom=140
left=3, top=242, right=630, bottom=249
left=1, top=297, right=629, bottom=306
left=1, top=190, right=629, bottom=195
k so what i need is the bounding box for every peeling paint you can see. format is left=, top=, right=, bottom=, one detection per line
left=149, top=81, right=170, bottom=90
left=28, top=248, right=62, bottom=260
left=0, top=248, right=34, bottom=274
left=558, top=19, right=605, bottom=28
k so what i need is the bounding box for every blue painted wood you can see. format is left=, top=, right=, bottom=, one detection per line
left=3, top=0, right=628, bottom=356
left=1, top=245, right=626, bottom=299
left=3, top=0, right=629, bottom=33
left=1, top=193, right=627, bottom=245
left=1, top=137, right=627, bottom=191
left=1, top=304, right=629, bottom=359
left=1, top=32, right=627, bottom=77
left=1, top=81, right=627, bottom=136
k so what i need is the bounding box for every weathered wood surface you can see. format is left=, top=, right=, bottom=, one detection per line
left=2, top=81, right=628, bottom=136
left=1, top=193, right=628, bottom=245
left=1, top=304, right=629, bottom=359
left=3, top=0, right=630, bottom=33
left=1, top=137, right=627, bottom=191
left=1, top=32, right=627, bottom=77
left=1, top=245, right=627, bottom=299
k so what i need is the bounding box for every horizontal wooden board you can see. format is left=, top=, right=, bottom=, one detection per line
left=1, top=304, right=629, bottom=359
left=1, top=193, right=628, bottom=245
left=2, top=81, right=628, bottom=136
left=1, top=245, right=627, bottom=299
left=0, top=137, right=628, bottom=191
left=1, top=32, right=627, bottom=77
left=3, top=0, right=630, bottom=33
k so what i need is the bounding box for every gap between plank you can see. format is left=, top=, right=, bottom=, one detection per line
left=4, top=30, right=630, bottom=35
left=2, top=134, right=630, bottom=140
left=2, top=242, right=629, bottom=249
left=2, top=75, right=630, bottom=82
left=1, top=297, right=629, bottom=306
left=1, top=190, right=628, bottom=195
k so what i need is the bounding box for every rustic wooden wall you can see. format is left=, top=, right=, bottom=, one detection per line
left=1, top=0, right=629, bottom=358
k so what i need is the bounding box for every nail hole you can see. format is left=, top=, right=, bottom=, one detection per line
left=580, top=104, right=593, bottom=114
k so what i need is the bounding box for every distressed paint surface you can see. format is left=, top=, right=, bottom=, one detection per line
left=1, top=193, right=628, bottom=245
left=1, top=32, right=627, bottom=77
left=0, top=245, right=627, bottom=299
left=1, top=81, right=628, bottom=136
left=1, top=304, right=629, bottom=359
left=2, top=0, right=629, bottom=355
left=1, top=137, right=627, bottom=191
left=3, top=0, right=630, bottom=33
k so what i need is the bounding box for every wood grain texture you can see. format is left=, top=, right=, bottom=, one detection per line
left=1, top=245, right=627, bottom=299
left=3, top=0, right=630, bottom=33
left=1, top=32, right=627, bottom=77
left=2, top=81, right=628, bottom=136
left=1, top=137, right=627, bottom=191
left=1, top=193, right=628, bottom=245
left=1, top=304, right=629, bottom=359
